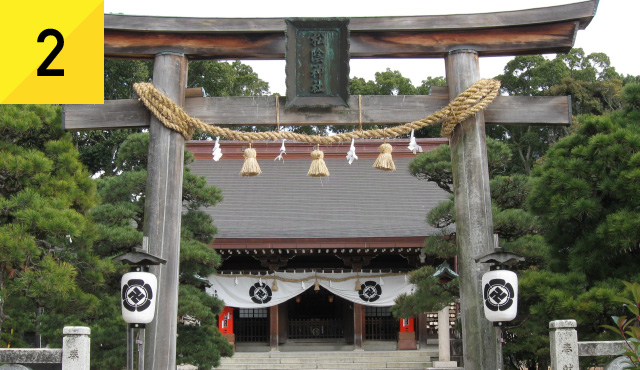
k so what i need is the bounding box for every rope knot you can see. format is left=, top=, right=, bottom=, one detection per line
left=310, top=149, right=324, bottom=160
left=244, top=147, right=257, bottom=159
left=379, top=143, right=393, bottom=154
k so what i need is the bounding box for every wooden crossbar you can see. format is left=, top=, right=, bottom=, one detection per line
left=63, top=95, right=570, bottom=131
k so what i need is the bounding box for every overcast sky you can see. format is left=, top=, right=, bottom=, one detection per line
left=104, top=0, right=639, bottom=95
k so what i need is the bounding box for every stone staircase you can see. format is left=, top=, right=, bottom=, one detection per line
left=213, top=350, right=459, bottom=370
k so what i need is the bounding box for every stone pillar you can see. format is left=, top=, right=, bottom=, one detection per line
left=438, top=307, right=451, bottom=361
left=549, top=320, right=579, bottom=370
left=353, top=303, right=363, bottom=351
left=270, top=305, right=279, bottom=351
left=143, top=52, right=188, bottom=370
left=62, top=326, right=90, bottom=370
left=434, top=307, right=458, bottom=368
left=445, top=49, right=497, bottom=370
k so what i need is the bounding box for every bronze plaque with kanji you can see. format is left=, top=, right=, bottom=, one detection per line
left=285, top=18, right=350, bottom=109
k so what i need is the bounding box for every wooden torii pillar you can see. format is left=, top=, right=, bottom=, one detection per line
left=64, top=2, right=597, bottom=369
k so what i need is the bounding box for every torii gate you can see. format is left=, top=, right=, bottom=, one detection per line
left=64, top=2, right=597, bottom=369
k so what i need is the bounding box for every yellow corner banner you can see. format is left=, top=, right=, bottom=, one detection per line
left=0, top=1, right=104, bottom=104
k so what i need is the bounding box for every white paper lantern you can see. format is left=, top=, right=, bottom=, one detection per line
left=482, top=269, right=518, bottom=322
left=121, top=271, right=158, bottom=324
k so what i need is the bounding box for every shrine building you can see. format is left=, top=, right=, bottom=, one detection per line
left=186, top=138, right=457, bottom=352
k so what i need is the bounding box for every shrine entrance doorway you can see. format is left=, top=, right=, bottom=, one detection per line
left=287, top=287, right=347, bottom=342
left=234, top=308, right=269, bottom=343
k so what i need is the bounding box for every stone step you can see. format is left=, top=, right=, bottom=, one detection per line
left=226, top=352, right=431, bottom=358
left=214, top=350, right=438, bottom=370
left=218, top=368, right=430, bottom=370
left=221, top=358, right=432, bottom=368
left=276, top=356, right=431, bottom=363
left=216, top=365, right=433, bottom=370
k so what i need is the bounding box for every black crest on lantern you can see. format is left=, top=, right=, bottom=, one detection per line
left=122, top=279, right=154, bottom=312
left=483, top=278, right=515, bottom=312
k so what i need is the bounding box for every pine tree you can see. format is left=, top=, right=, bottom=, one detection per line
left=91, top=132, right=231, bottom=370
left=528, top=83, right=640, bottom=283
left=0, top=104, right=109, bottom=348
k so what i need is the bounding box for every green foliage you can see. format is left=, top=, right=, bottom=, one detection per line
left=528, top=86, right=640, bottom=281
left=88, top=294, right=127, bottom=370
left=408, top=144, right=453, bottom=193
left=602, top=281, right=640, bottom=369
left=350, top=68, right=416, bottom=95
left=176, top=285, right=233, bottom=370
left=391, top=266, right=459, bottom=318
left=74, top=59, right=152, bottom=176
left=422, top=231, right=457, bottom=260
left=88, top=132, right=228, bottom=369
left=507, top=84, right=640, bottom=369
left=74, top=59, right=266, bottom=367
left=398, top=137, right=529, bottom=320
left=623, top=82, right=640, bottom=112
left=490, top=175, right=531, bottom=210
left=492, top=49, right=623, bottom=175
left=104, top=59, right=152, bottom=100
left=77, top=59, right=271, bottom=174
left=346, top=69, right=446, bottom=137
left=417, top=76, right=447, bottom=94
left=189, top=60, right=269, bottom=97
left=493, top=207, right=538, bottom=242
left=497, top=49, right=621, bottom=102
left=0, top=104, right=110, bottom=350
left=548, top=78, right=622, bottom=115
left=425, top=196, right=455, bottom=229
left=409, top=138, right=512, bottom=194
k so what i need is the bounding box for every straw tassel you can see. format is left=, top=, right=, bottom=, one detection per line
left=308, top=148, right=330, bottom=177
left=355, top=279, right=362, bottom=291
left=314, top=281, right=320, bottom=292
left=240, top=147, right=262, bottom=176
left=272, top=280, right=278, bottom=292
left=373, top=143, right=396, bottom=171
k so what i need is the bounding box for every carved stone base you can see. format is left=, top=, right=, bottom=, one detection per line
left=397, top=331, right=417, bottom=350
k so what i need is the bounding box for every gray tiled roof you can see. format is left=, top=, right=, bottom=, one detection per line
left=188, top=155, right=450, bottom=239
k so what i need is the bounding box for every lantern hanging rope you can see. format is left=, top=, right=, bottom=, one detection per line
left=132, top=79, right=500, bottom=142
